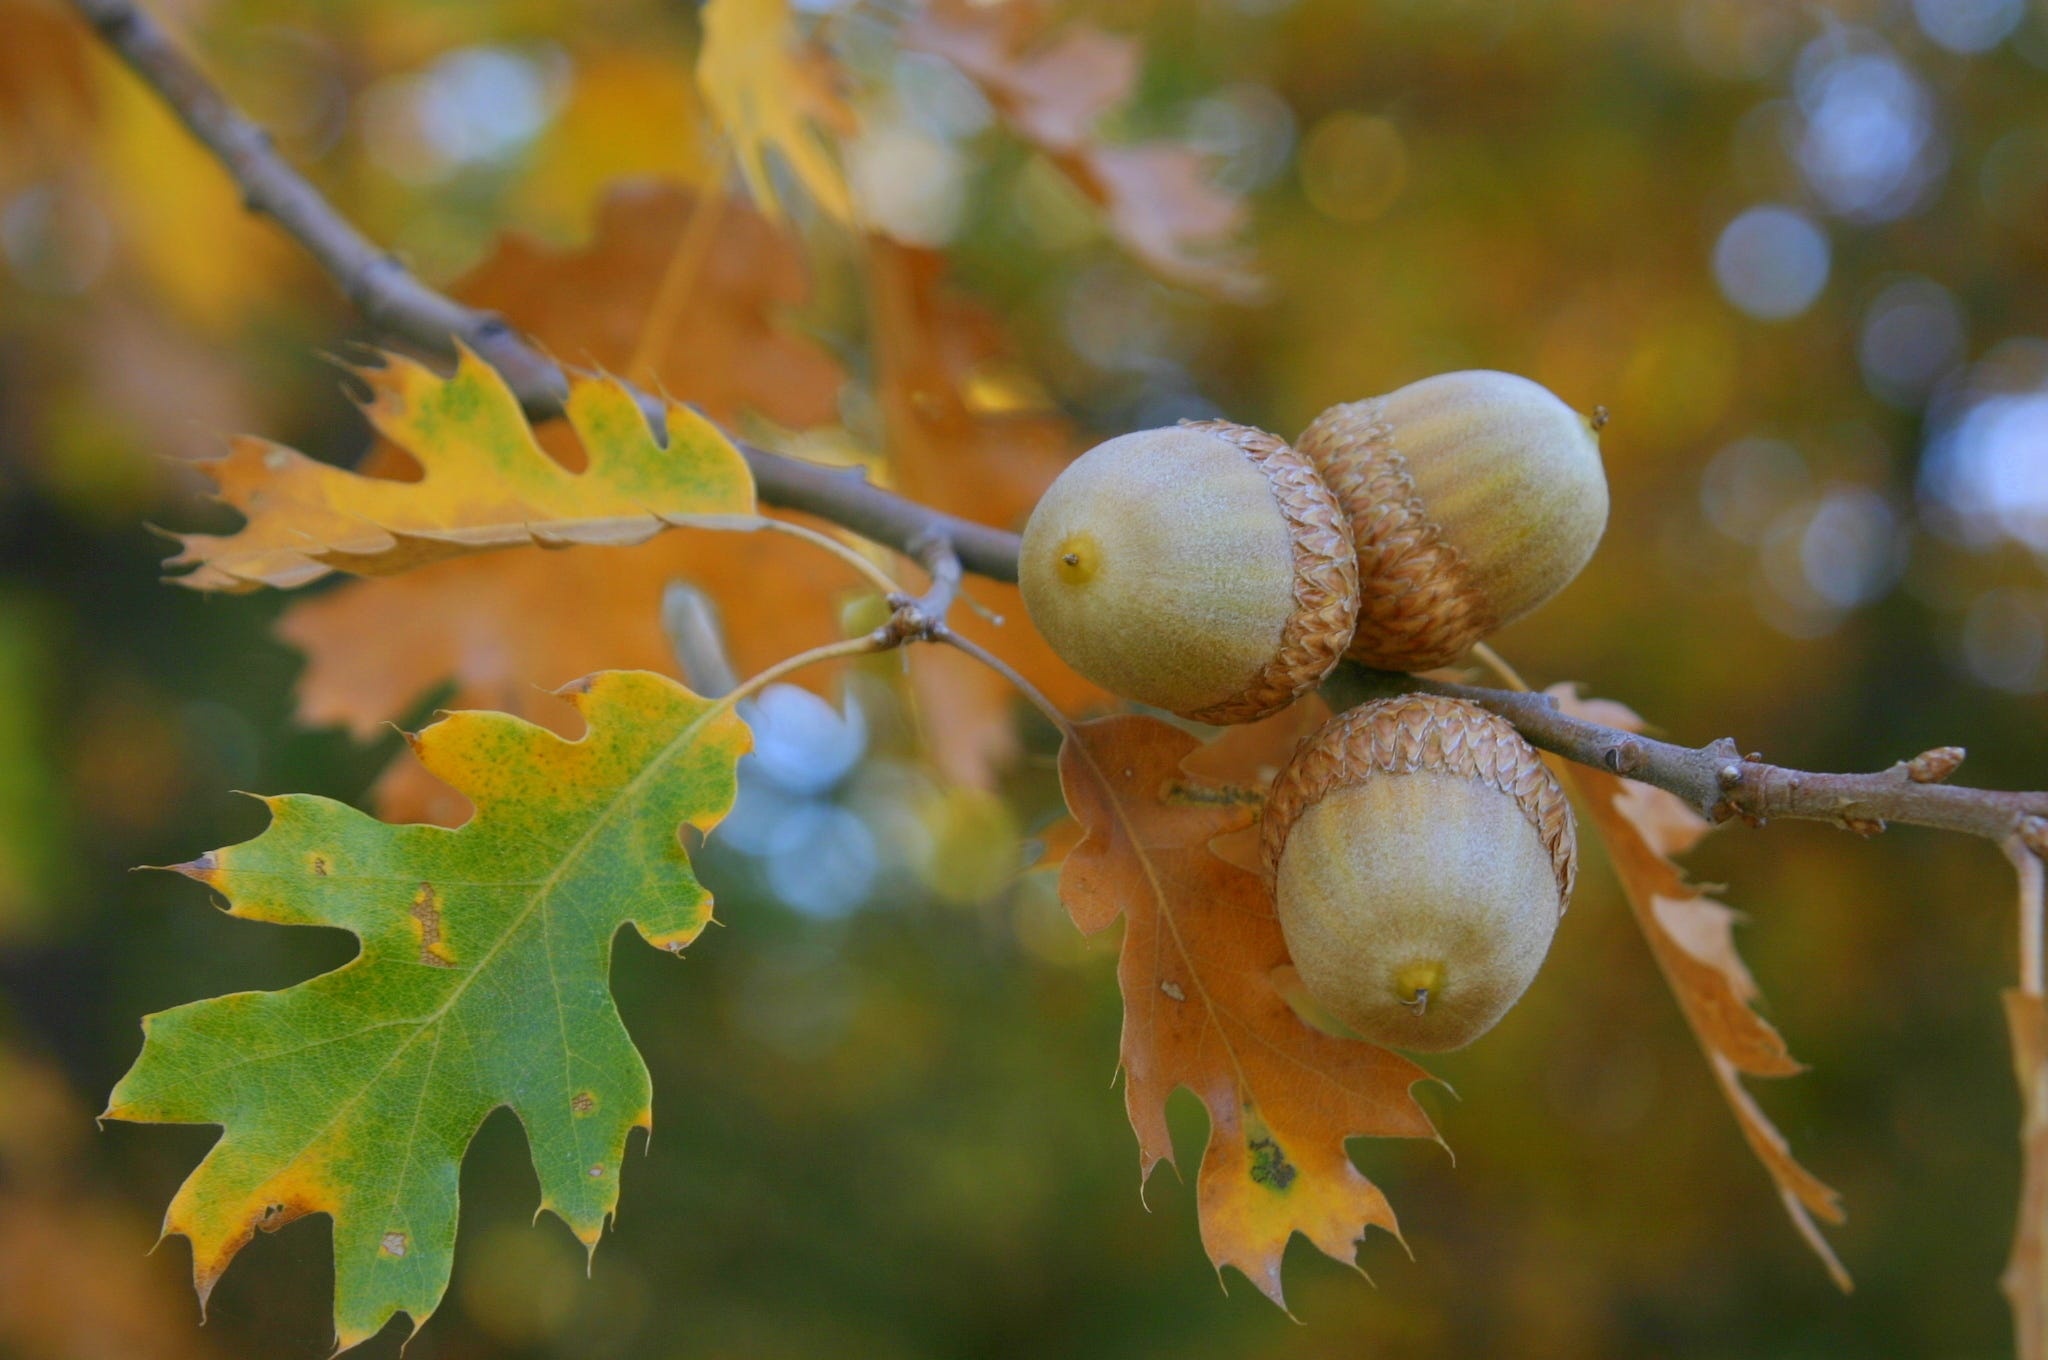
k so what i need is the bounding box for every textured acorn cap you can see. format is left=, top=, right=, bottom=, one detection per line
left=1261, top=693, right=1576, bottom=1051
left=1298, top=370, right=1609, bottom=672
left=1020, top=420, right=1358, bottom=724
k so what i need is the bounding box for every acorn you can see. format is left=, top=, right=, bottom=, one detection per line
left=1298, top=370, right=1609, bottom=672
left=1020, top=420, right=1359, bottom=724
left=1260, top=693, right=1576, bottom=1052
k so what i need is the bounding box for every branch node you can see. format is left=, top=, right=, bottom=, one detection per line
left=1602, top=739, right=1646, bottom=775
left=1717, top=762, right=1743, bottom=789
left=2020, top=816, right=2048, bottom=860
left=1842, top=815, right=1886, bottom=839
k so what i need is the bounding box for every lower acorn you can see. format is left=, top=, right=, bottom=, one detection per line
left=1261, top=693, right=1576, bottom=1051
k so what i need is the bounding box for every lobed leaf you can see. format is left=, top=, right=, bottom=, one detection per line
left=1056, top=714, right=1437, bottom=1307
left=165, top=349, right=756, bottom=592
left=105, top=671, right=750, bottom=1350
left=1550, top=685, right=1849, bottom=1289
left=277, top=184, right=862, bottom=825
left=905, top=0, right=1257, bottom=299
left=2007, top=987, right=2048, bottom=1360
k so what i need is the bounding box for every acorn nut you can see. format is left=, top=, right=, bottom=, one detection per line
left=1020, top=420, right=1359, bottom=724
left=1261, top=693, right=1576, bottom=1052
left=1299, top=370, right=1609, bottom=672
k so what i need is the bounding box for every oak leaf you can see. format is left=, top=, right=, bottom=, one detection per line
left=2007, top=984, right=2048, bottom=1360
left=905, top=0, right=1257, bottom=299
left=105, top=670, right=750, bottom=1350
left=1551, top=686, right=1849, bottom=1289
left=1057, top=714, right=1437, bottom=1306
left=275, top=184, right=858, bottom=823
left=166, top=352, right=756, bottom=592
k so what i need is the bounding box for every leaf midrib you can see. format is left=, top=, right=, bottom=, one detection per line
left=223, top=695, right=730, bottom=1211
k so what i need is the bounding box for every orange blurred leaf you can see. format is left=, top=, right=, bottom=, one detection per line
left=1057, top=714, right=1437, bottom=1306
left=866, top=238, right=1106, bottom=787
left=0, top=1047, right=223, bottom=1360
left=276, top=184, right=860, bottom=822
left=2006, top=987, right=2048, bottom=1360
left=1551, top=685, right=1849, bottom=1289
left=906, top=0, right=1256, bottom=298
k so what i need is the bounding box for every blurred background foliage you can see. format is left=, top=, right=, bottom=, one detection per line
left=2, top=0, right=2047, bottom=1354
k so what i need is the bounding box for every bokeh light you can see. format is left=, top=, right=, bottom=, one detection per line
left=1912, top=0, right=2026, bottom=55
left=1792, top=30, right=1943, bottom=222
left=1858, top=275, right=1967, bottom=407
left=1712, top=204, right=1830, bottom=320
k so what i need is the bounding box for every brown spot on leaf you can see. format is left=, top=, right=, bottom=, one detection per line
left=572, top=1091, right=595, bottom=1114
left=410, top=883, right=455, bottom=967
left=310, top=854, right=329, bottom=877
left=1159, top=779, right=1264, bottom=808
left=1248, top=1137, right=1296, bottom=1191
left=380, top=1232, right=407, bottom=1258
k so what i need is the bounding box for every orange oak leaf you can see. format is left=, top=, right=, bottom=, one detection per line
left=277, top=185, right=862, bottom=822
left=866, top=239, right=1106, bottom=787
left=1551, top=685, right=1849, bottom=1289
left=1057, top=713, right=1438, bottom=1306
left=905, top=0, right=1256, bottom=299
left=2006, top=987, right=2048, bottom=1360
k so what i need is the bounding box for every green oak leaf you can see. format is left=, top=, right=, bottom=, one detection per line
left=106, top=669, right=750, bottom=1351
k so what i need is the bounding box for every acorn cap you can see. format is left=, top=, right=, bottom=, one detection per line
left=1260, top=693, right=1576, bottom=911
left=1019, top=419, right=1358, bottom=724
left=1298, top=371, right=1608, bottom=672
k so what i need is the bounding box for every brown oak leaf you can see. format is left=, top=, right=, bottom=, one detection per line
left=867, top=238, right=1106, bottom=787
left=1057, top=713, right=1437, bottom=1306
left=904, top=0, right=1257, bottom=300
left=1551, top=685, right=1849, bottom=1289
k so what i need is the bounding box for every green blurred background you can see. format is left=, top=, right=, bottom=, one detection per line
left=4, top=0, right=2048, bottom=1354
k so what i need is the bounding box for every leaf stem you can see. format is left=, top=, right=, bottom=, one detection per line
left=669, top=514, right=903, bottom=599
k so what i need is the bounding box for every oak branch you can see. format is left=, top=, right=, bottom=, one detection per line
left=67, top=0, right=2048, bottom=850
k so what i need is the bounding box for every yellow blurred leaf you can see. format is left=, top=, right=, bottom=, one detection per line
left=696, top=0, right=856, bottom=223
left=165, top=351, right=757, bottom=591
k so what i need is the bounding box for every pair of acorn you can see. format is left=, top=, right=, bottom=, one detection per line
left=1021, top=372, right=1608, bottom=1052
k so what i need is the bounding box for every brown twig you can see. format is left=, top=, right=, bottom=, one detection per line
left=65, top=0, right=1019, bottom=585
left=69, top=0, right=2048, bottom=855
left=1325, top=663, right=2048, bottom=846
